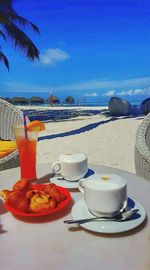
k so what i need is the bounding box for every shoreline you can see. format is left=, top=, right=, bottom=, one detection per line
left=16, top=105, right=109, bottom=122
left=16, top=105, right=108, bottom=111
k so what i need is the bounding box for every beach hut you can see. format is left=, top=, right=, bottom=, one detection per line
left=65, top=96, right=74, bottom=104
left=11, top=97, right=28, bottom=105
left=29, top=96, right=45, bottom=105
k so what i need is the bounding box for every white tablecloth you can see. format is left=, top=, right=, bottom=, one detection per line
left=0, top=163, right=149, bottom=270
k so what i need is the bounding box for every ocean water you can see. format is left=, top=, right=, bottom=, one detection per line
left=0, top=91, right=143, bottom=107
left=19, top=100, right=141, bottom=108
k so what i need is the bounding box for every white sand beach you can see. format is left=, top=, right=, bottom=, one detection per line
left=18, top=105, right=144, bottom=174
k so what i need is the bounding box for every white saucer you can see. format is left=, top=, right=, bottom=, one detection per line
left=50, top=168, right=96, bottom=189
left=71, top=197, right=146, bottom=233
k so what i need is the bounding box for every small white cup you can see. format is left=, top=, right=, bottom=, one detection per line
left=52, top=153, right=88, bottom=181
left=79, top=174, right=127, bottom=216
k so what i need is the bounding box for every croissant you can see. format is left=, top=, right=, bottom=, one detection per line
left=6, top=190, right=29, bottom=213
left=0, top=190, right=11, bottom=200
left=0, top=182, right=67, bottom=214
left=26, top=190, right=37, bottom=200
left=30, top=192, right=56, bottom=213
left=13, top=178, right=30, bottom=191
left=41, top=184, right=66, bottom=203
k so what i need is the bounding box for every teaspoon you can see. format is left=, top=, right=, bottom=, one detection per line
left=64, top=209, right=139, bottom=224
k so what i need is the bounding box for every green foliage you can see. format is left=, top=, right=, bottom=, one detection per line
left=0, top=0, right=39, bottom=70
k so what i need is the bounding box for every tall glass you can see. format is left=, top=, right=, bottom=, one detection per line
left=13, top=125, right=39, bottom=181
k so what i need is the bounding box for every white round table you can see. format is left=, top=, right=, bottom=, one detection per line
left=0, top=163, right=149, bottom=270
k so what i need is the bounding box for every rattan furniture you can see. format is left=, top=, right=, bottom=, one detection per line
left=135, top=112, right=150, bottom=179
left=0, top=98, right=29, bottom=171
left=108, top=97, right=131, bottom=116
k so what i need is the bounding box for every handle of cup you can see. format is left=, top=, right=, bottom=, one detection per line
left=52, top=161, right=61, bottom=174
left=78, top=179, right=85, bottom=193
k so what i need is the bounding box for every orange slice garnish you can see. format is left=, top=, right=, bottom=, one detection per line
left=26, top=120, right=45, bottom=131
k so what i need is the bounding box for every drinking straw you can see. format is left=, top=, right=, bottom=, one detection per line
left=23, top=112, right=28, bottom=139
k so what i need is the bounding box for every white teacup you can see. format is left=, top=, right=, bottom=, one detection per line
left=79, top=174, right=127, bottom=216
left=52, top=153, right=88, bottom=181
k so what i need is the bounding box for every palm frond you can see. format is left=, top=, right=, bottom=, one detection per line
left=0, top=29, right=6, bottom=40
left=4, top=22, right=39, bottom=60
left=0, top=49, right=9, bottom=70
left=0, top=12, right=8, bottom=23
left=0, top=0, right=12, bottom=6
left=0, top=6, right=40, bottom=34
left=11, top=12, right=40, bottom=34
left=0, top=0, right=40, bottom=69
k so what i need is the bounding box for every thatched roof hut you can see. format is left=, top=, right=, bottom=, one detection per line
left=11, top=97, right=28, bottom=105
left=29, top=96, right=45, bottom=105
left=65, top=96, right=74, bottom=104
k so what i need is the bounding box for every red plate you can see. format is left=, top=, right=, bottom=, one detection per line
left=5, top=184, right=71, bottom=217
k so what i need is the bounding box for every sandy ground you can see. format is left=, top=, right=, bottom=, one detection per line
left=19, top=106, right=144, bottom=174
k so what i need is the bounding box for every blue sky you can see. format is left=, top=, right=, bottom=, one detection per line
left=1, top=0, right=150, bottom=103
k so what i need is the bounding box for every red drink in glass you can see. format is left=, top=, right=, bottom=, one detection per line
left=13, top=125, right=39, bottom=180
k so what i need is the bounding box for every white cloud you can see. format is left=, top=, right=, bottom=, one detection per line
left=51, top=76, right=150, bottom=91
left=40, top=48, right=70, bottom=65
left=4, top=77, right=150, bottom=97
left=117, top=91, right=126, bottom=96
left=118, top=88, right=145, bottom=96
left=104, top=90, right=116, bottom=96
left=133, top=89, right=144, bottom=95
left=84, top=92, right=98, bottom=97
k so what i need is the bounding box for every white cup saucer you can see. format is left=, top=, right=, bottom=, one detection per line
left=71, top=197, right=146, bottom=233
left=50, top=168, right=96, bottom=189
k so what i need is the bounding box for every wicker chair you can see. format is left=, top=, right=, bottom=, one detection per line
left=141, top=98, right=150, bottom=115
left=108, top=97, right=131, bottom=116
left=0, top=98, right=29, bottom=171
left=135, top=112, right=150, bottom=179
